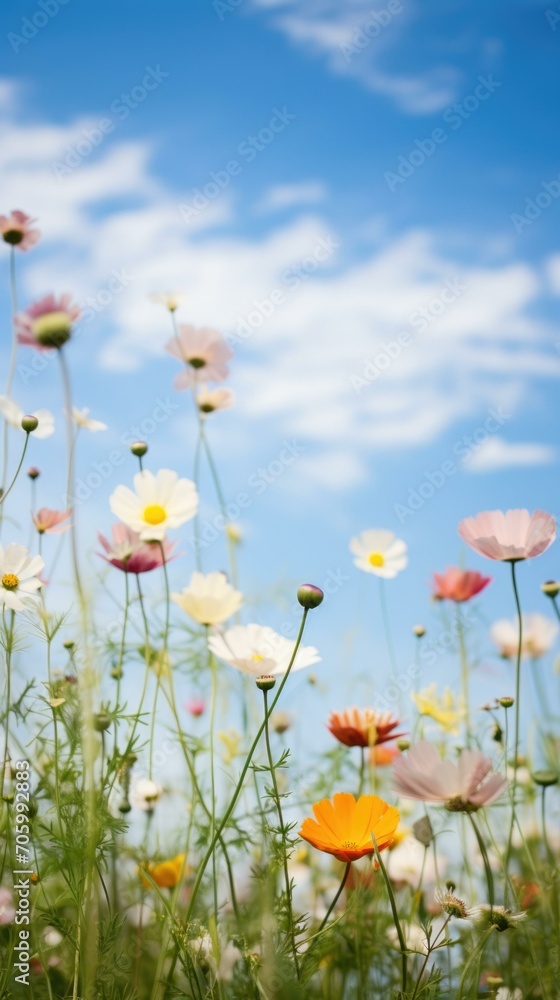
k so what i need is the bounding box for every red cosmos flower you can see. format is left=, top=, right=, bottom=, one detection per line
left=327, top=708, right=405, bottom=748
left=432, top=567, right=491, bottom=603
left=98, top=524, right=177, bottom=574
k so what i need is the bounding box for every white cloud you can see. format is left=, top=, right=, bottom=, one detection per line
left=465, top=437, right=556, bottom=473
left=256, top=181, right=327, bottom=213
left=2, top=85, right=557, bottom=492
left=249, top=0, right=464, bottom=113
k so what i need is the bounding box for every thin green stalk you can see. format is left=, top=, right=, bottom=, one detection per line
left=184, top=608, right=309, bottom=922
left=456, top=605, right=470, bottom=745
left=0, top=431, right=31, bottom=507
left=410, top=916, right=451, bottom=1000
left=58, top=348, right=85, bottom=608
left=468, top=812, right=494, bottom=908
left=1, top=611, right=15, bottom=800
left=372, top=833, right=407, bottom=993
left=262, top=687, right=300, bottom=979
left=505, top=559, right=522, bottom=875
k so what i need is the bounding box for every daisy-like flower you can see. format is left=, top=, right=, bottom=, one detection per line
left=0, top=543, right=44, bottom=612
left=109, top=469, right=199, bottom=542
left=166, top=324, right=233, bottom=390
left=299, top=792, right=400, bottom=863
left=458, top=509, right=556, bottom=562
left=490, top=613, right=558, bottom=659
left=98, top=524, right=176, bottom=574
left=432, top=567, right=491, bottom=603
left=139, top=853, right=186, bottom=889
left=0, top=396, right=55, bottom=439
left=349, top=529, right=408, bottom=578
left=71, top=407, right=107, bottom=432
left=388, top=836, right=443, bottom=888
left=411, top=683, right=465, bottom=735
left=172, top=571, right=242, bottom=626
left=208, top=622, right=320, bottom=678
left=32, top=508, right=71, bottom=535
left=185, top=697, right=205, bottom=717
left=149, top=291, right=185, bottom=312
left=0, top=210, right=40, bottom=251
left=392, top=740, right=508, bottom=811
left=196, top=385, right=235, bottom=415
left=130, top=778, right=163, bottom=812
left=16, top=294, right=81, bottom=350
left=327, top=708, right=405, bottom=748
left=468, top=904, right=527, bottom=931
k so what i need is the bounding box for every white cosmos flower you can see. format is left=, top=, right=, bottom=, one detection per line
left=349, top=529, right=408, bottom=579
left=148, top=291, right=185, bottom=312
left=130, top=778, right=163, bottom=811
left=0, top=396, right=55, bottom=439
left=208, top=623, right=320, bottom=677
left=0, top=543, right=44, bottom=612
left=71, top=406, right=107, bottom=432
left=172, top=571, right=242, bottom=625
left=197, top=386, right=235, bottom=415
left=110, top=469, right=199, bottom=542
left=491, top=613, right=558, bottom=659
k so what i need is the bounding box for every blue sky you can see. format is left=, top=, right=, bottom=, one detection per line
left=1, top=0, right=560, bottom=742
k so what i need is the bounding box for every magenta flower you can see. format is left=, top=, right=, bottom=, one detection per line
left=98, top=524, right=177, bottom=574
left=166, top=324, right=233, bottom=389
left=16, top=293, right=81, bottom=350
left=458, top=509, right=556, bottom=562
left=0, top=210, right=40, bottom=251
left=432, top=567, right=492, bottom=603
left=32, top=508, right=71, bottom=535
left=392, top=740, right=508, bottom=811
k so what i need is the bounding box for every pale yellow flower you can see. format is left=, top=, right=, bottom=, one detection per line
left=218, top=729, right=243, bottom=765
left=411, top=683, right=465, bottom=734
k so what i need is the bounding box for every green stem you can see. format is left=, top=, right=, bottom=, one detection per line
left=1, top=611, right=15, bottom=799
left=262, top=687, right=300, bottom=979
left=0, top=432, right=30, bottom=507
left=505, top=559, right=523, bottom=875
left=372, top=833, right=407, bottom=993
left=184, top=608, right=309, bottom=921
left=58, top=348, right=85, bottom=608
left=469, top=812, right=494, bottom=908
left=456, top=606, right=470, bottom=745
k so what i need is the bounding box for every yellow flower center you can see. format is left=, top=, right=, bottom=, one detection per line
left=341, top=840, right=359, bottom=850
left=368, top=552, right=385, bottom=567
left=143, top=504, right=166, bottom=526
left=2, top=573, right=19, bottom=590
left=251, top=652, right=264, bottom=662
left=33, top=311, right=72, bottom=347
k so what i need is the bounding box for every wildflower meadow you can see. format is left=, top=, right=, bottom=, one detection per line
left=0, top=209, right=559, bottom=1000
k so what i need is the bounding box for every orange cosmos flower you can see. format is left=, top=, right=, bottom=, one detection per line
left=299, top=793, right=399, bottom=863
left=370, top=743, right=400, bottom=767
left=139, top=853, right=186, bottom=889
left=327, top=708, right=405, bottom=748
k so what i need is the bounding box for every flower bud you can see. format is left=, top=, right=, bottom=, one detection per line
left=397, top=739, right=410, bottom=752
left=297, top=583, right=324, bottom=610
left=27, top=466, right=40, bottom=480
left=413, top=624, right=426, bottom=637
left=130, top=440, right=148, bottom=458
left=110, top=666, right=123, bottom=680
left=256, top=675, right=276, bottom=691
left=541, top=580, right=560, bottom=599
left=271, top=711, right=291, bottom=734
left=226, top=522, right=242, bottom=544
left=21, top=414, right=38, bottom=433
left=532, top=769, right=558, bottom=787
left=499, top=696, right=514, bottom=709
left=492, top=722, right=503, bottom=743
left=63, top=640, right=75, bottom=650
left=94, top=711, right=111, bottom=732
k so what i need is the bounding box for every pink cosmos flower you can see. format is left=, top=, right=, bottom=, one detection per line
left=458, top=509, right=556, bottom=562
left=196, top=385, right=235, bottom=414
left=392, top=740, right=508, bottom=811
left=32, top=508, right=71, bottom=535
left=0, top=887, right=16, bottom=925
left=185, top=698, right=205, bottom=717
left=98, top=524, right=177, bottom=574
left=0, top=210, right=40, bottom=251
left=432, top=567, right=492, bottom=603
left=166, top=324, right=233, bottom=390
left=16, top=293, right=81, bottom=351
